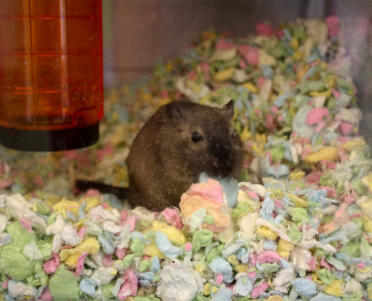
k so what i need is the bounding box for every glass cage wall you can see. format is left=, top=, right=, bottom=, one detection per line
left=103, top=0, right=371, bottom=144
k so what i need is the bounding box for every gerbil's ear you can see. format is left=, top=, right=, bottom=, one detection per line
left=221, top=100, right=234, bottom=119
left=166, top=103, right=185, bottom=121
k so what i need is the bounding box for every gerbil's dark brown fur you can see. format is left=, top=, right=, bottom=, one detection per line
left=76, top=100, right=243, bottom=211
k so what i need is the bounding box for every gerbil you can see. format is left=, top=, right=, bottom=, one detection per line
left=76, top=100, right=243, bottom=211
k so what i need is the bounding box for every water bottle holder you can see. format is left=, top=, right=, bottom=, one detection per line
left=0, top=122, right=99, bottom=151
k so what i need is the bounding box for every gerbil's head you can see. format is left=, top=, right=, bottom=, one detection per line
left=164, top=100, right=243, bottom=178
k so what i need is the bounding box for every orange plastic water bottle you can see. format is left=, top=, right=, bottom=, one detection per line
left=0, top=0, right=103, bottom=151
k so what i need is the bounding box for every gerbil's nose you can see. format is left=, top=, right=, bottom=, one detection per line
left=210, top=140, right=231, bottom=162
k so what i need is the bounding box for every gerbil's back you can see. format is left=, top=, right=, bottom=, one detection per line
left=125, top=105, right=181, bottom=209
left=126, top=106, right=165, bottom=177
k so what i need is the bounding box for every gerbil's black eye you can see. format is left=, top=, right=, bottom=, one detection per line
left=191, top=131, right=203, bottom=143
